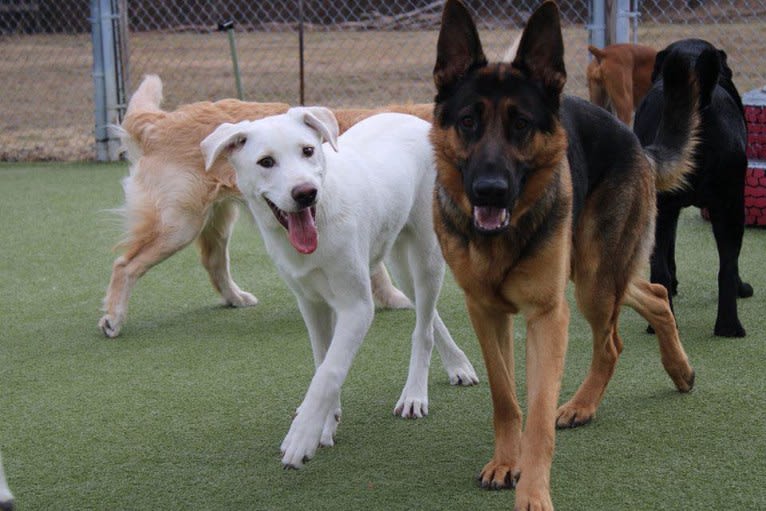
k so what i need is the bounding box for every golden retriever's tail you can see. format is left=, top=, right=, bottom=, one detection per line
left=120, top=75, right=165, bottom=157
left=126, top=74, right=163, bottom=116
left=642, top=51, right=700, bottom=193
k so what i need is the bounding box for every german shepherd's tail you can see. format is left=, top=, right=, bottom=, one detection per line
left=643, top=52, right=701, bottom=193
left=120, top=75, right=166, bottom=159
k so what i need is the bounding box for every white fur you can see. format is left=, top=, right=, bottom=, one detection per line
left=0, top=451, right=13, bottom=510
left=202, top=109, right=478, bottom=468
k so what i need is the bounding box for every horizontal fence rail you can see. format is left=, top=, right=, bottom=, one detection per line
left=1, top=0, right=765, bottom=161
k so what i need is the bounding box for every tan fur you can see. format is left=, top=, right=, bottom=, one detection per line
left=430, top=3, right=695, bottom=506
left=433, top=95, right=695, bottom=506
left=587, top=43, right=657, bottom=125
left=99, top=75, right=431, bottom=337
left=431, top=103, right=573, bottom=501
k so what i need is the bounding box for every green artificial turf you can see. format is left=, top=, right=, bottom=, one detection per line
left=1, top=162, right=764, bottom=510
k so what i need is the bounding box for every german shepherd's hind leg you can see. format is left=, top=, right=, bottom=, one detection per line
left=623, top=278, right=695, bottom=392
left=99, top=212, right=204, bottom=338
left=465, top=300, right=522, bottom=490
left=556, top=271, right=624, bottom=429
left=197, top=199, right=258, bottom=308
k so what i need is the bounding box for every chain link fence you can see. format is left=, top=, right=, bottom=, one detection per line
left=1, top=0, right=765, bottom=161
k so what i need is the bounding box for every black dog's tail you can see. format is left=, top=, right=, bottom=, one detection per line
left=643, top=52, right=701, bottom=193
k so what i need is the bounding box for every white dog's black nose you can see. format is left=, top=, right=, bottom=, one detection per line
left=292, top=184, right=318, bottom=209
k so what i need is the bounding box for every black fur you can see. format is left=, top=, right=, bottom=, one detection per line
left=634, top=38, right=752, bottom=337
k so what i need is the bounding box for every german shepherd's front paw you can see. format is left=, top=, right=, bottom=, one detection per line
left=477, top=460, right=518, bottom=490
left=514, top=485, right=554, bottom=511
left=555, top=401, right=595, bottom=429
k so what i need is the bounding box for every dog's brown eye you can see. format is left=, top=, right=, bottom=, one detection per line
left=258, top=156, right=275, bottom=168
left=303, top=146, right=314, bottom=157
left=513, top=118, right=529, bottom=131
left=460, top=116, right=476, bottom=130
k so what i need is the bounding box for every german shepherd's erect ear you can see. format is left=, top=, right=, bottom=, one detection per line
left=433, top=0, right=487, bottom=94
left=511, top=1, right=567, bottom=98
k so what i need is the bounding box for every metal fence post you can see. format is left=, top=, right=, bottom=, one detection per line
left=90, top=0, right=109, bottom=161
left=588, top=0, right=606, bottom=51
left=90, top=0, right=124, bottom=161
left=605, top=0, right=635, bottom=45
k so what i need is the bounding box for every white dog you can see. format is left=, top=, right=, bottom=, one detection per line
left=201, top=108, right=478, bottom=467
left=0, top=451, right=13, bottom=511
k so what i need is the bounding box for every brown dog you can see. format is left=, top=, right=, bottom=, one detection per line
left=99, top=74, right=433, bottom=337
left=431, top=1, right=696, bottom=508
left=587, top=43, right=657, bottom=124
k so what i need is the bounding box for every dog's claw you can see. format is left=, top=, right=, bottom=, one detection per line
left=98, top=316, right=120, bottom=338
left=478, top=462, right=517, bottom=490
left=555, top=403, right=594, bottom=429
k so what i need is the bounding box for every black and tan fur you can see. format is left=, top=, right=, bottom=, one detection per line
left=430, top=1, right=697, bottom=509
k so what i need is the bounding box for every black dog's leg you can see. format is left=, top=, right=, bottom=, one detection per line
left=648, top=200, right=682, bottom=334
left=709, top=199, right=747, bottom=337
left=737, top=275, right=753, bottom=298
left=668, top=217, right=680, bottom=296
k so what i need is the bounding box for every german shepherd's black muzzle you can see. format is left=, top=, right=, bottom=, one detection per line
left=464, top=153, right=526, bottom=234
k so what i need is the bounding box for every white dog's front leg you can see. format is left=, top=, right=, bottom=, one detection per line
left=294, top=297, right=341, bottom=445
left=281, top=300, right=373, bottom=468
left=0, top=451, right=13, bottom=511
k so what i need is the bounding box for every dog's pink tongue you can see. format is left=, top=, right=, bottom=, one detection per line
left=474, top=206, right=508, bottom=231
left=287, top=209, right=317, bottom=254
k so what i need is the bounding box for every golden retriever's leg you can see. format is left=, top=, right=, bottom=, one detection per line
left=557, top=267, right=624, bottom=429
left=515, top=299, right=568, bottom=510
left=371, top=263, right=413, bottom=310
left=623, top=278, right=695, bottom=392
left=99, top=217, right=202, bottom=338
left=465, top=298, right=522, bottom=490
left=197, top=199, right=257, bottom=308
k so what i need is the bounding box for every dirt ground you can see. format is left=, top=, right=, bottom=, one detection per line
left=1, top=22, right=764, bottom=161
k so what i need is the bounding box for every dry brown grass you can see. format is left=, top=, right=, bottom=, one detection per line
left=1, top=22, right=764, bottom=161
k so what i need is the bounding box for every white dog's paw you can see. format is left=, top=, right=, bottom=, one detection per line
left=373, top=288, right=413, bottom=310
left=440, top=351, right=479, bottom=386
left=225, top=290, right=258, bottom=307
left=319, top=409, right=341, bottom=447
left=394, top=394, right=429, bottom=419
left=280, top=411, right=324, bottom=468
left=446, top=361, right=479, bottom=386
left=98, top=314, right=122, bottom=338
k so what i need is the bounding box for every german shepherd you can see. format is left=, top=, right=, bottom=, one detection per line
left=430, top=1, right=698, bottom=508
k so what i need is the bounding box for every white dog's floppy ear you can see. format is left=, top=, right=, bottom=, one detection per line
left=290, top=107, right=339, bottom=152
left=200, top=122, right=249, bottom=171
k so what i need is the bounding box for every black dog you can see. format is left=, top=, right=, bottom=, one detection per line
left=634, top=38, right=752, bottom=337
